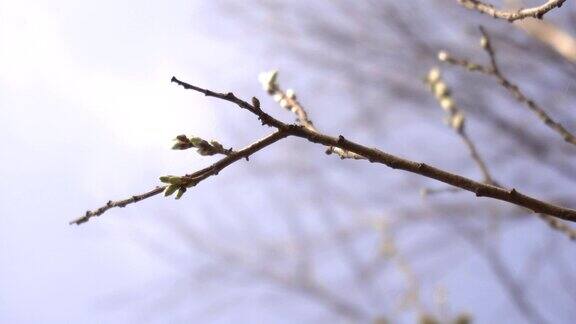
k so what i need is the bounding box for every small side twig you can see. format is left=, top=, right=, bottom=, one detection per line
left=70, top=130, right=289, bottom=225
left=258, top=70, right=365, bottom=160
left=438, top=26, right=576, bottom=147
left=172, top=135, right=233, bottom=156
left=457, top=0, right=566, bottom=22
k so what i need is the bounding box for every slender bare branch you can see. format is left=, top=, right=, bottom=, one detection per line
left=70, top=130, right=289, bottom=225
left=457, top=0, right=566, bottom=21
left=439, top=27, right=576, bottom=147
left=73, top=76, right=576, bottom=225
left=170, top=76, right=287, bottom=130
left=70, top=186, right=166, bottom=225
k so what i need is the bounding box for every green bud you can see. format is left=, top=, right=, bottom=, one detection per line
left=210, top=141, right=223, bottom=151
left=175, top=187, right=186, bottom=199
left=189, top=137, right=205, bottom=147
left=160, top=176, right=187, bottom=185
left=172, top=142, right=191, bottom=150
left=164, top=184, right=179, bottom=197
left=196, top=147, right=212, bottom=156
left=159, top=176, right=175, bottom=183
left=175, top=134, right=188, bottom=141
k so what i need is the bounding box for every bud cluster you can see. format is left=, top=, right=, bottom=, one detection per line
left=258, top=70, right=279, bottom=94
left=437, top=50, right=484, bottom=72
left=258, top=70, right=299, bottom=112
left=172, top=135, right=231, bottom=156
left=425, top=68, right=465, bottom=133
left=159, top=175, right=198, bottom=199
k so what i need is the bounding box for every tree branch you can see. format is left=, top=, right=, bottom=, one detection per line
left=457, top=0, right=566, bottom=21
left=72, top=76, right=576, bottom=225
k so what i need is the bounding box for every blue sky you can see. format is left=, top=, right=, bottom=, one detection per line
left=0, top=1, right=223, bottom=322
left=2, top=1, right=576, bottom=323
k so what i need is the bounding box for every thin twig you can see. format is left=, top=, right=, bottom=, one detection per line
left=170, top=76, right=286, bottom=130
left=438, top=27, right=576, bottom=147
left=73, top=76, right=576, bottom=224
left=460, top=133, right=495, bottom=184
left=457, top=0, right=566, bottom=22
left=70, top=186, right=166, bottom=225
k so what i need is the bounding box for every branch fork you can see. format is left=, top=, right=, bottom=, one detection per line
left=71, top=72, right=576, bottom=225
